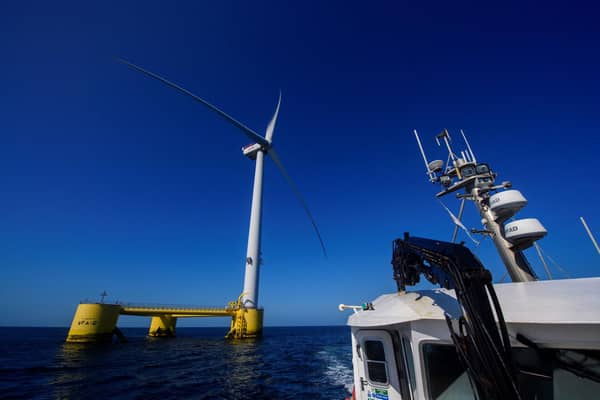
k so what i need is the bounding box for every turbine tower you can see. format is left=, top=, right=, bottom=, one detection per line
left=119, top=59, right=326, bottom=336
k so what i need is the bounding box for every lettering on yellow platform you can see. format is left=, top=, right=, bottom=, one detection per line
left=77, top=320, right=97, bottom=326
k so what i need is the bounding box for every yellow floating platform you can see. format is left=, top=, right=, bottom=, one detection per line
left=66, top=300, right=263, bottom=342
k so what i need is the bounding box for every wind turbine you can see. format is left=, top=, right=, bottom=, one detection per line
left=118, top=59, right=326, bottom=317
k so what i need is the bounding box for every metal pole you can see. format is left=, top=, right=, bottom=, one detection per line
left=473, top=188, right=536, bottom=282
left=442, top=135, right=456, bottom=163
left=580, top=216, right=600, bottom=256
left=414, top=130, right=433, bottom=180
left=460, top=129, right=477, bottom=163
left=533, top=242, right=552, bottom=280
left=452, top=198, right=466, bottom=243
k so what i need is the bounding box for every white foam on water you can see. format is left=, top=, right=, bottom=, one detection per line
left=317, top=350, right=354, bottom=394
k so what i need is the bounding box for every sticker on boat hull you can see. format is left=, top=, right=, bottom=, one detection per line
left=367, top=388, right=388, bottom=400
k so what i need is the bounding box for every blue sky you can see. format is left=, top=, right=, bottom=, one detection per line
left=1, top=1, right=599, bottom=327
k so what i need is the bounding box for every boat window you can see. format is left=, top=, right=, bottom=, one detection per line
left=423, top=343, right=474, bottom=399
left=460, top=165, right=475, bottom=177
left=422, top=343, right=600, bottom=400
left=514, top=347, right=600, bottom=400
left=475, top=163, right=489, bottom=174
left=364, top=340, right=389, bottom=385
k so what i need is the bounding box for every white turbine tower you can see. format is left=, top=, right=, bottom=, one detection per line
left=119, top=59, right=326, bottom=327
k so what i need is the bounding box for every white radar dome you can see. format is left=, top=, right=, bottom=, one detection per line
left=489, top=190, right=527, bottom=223
left=504, top=218, right=547, bottom=250
left=428, top=160, right=444, bottom=173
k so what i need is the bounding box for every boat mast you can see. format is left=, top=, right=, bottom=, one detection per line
left=472, top=188, right=537, bottom=281
left=414, top=129, right=546, bottom=282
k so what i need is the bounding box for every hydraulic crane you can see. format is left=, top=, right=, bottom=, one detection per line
left=392, top=233, right=521, bottom=400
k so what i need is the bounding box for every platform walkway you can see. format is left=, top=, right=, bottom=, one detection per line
left=119, top=303, right=236, bottom=317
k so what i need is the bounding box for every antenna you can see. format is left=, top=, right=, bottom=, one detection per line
left=580, top=216, right=600, bottom=256
left=417, top=128, right=539, bottom=282
left=100, top=290, right=108, bottom=303
left=460, top=130, right=477, bottom=163
left=437, top=129, right=457, bottom=163
left=414, top=130, right=435, bottom=180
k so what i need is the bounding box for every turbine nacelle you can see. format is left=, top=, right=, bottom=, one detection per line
left=242, top=143, right=268, bottom=160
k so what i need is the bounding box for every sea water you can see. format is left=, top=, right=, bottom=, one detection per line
left=0, top=326, right=353, bottom=399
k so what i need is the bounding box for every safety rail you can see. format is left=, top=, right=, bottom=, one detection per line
left=119, top=304, right=233, bottom=314
left=120, top=304, right=235, bottom=311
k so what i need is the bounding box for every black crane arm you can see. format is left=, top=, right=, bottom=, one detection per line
left=391, top=233, right=521, bottom=400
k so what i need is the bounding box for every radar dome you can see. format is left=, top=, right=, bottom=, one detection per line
left=428, top=160, right=444, bottom=173
left=489, top=190, right=527, bottom=223
left=504, top=218, right=547, bottom=250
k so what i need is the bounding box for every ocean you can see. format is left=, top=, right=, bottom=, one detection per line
left=0, top=326, right=353, bottom=399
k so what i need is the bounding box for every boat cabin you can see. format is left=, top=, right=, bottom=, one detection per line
left=347, top=277, right=600, bottom=400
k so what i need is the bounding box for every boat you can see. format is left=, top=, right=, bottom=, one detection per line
left=340, top=129, right=600, bottom=400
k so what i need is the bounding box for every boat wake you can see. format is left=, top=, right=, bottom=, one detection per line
left=317, top=349, right=353, bottom=394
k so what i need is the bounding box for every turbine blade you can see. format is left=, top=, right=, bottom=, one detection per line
left=117, top=58, right=268, bottom=146
left=265, top=91, right=281, bottom=143
left=268, top=148, right=327, bottom=257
